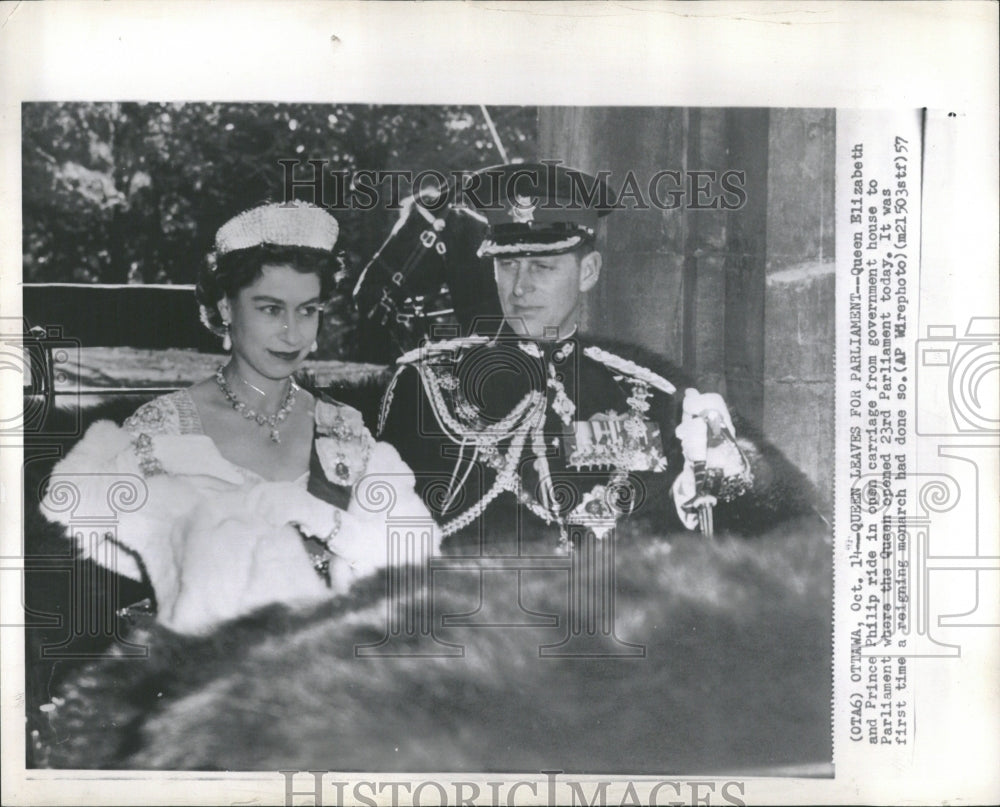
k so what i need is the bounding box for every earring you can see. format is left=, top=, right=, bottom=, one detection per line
left=222, top=321, right=232, bottom=352
left=310, top=339, right=318, bottom=353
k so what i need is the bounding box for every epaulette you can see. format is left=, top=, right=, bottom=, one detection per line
left=396, top=335, right=490, bottom=366
left=582, top=346, right=677, bottom=394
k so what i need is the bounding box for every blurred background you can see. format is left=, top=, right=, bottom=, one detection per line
left=21, top=102, right=537, bottom=360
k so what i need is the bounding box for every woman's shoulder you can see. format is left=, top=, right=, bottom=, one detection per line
left=124, top=389, right=202, bottom=438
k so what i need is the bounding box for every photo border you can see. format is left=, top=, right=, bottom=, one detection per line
left=2, top=2, right=997, bottom=805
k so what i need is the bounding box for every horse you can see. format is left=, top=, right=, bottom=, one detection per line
left=352, top=190, right=502, bottom=353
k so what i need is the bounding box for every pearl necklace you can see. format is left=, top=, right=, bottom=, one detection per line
left=215, top=365, right=299, bottom=443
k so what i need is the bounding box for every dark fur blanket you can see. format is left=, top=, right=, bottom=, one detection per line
left=32, top=522, right=831, bottom=773
left=25, top=386, right=832, bottom=774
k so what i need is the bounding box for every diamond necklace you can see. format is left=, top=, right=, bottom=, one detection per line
left=215, top=364, right=299, bottom=443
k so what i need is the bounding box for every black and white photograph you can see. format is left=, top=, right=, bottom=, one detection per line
left=1, top=3, right=996, bottom=806
left=18, top=99, right=834, bottom=775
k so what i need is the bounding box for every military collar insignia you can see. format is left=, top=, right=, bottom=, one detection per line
left=515, top=334, right=577, bottom=361
left=552, top=339, right=575, bottom=362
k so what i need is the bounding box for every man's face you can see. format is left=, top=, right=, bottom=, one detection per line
left=494, top=250, right=602, bottom=340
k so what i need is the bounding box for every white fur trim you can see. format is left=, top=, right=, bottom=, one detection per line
left=39, top=419, right=438, bottom=635
left=40, top=421, right=146, bottom=580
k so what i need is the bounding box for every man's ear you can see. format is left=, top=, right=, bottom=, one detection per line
left=578, top=250, right=602, bottom=293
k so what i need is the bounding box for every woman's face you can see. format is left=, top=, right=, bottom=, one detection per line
left=218, top=263, right=323, bottom=382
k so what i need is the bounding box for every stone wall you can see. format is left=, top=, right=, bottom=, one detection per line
left=538, top=107, right=835, bottom=510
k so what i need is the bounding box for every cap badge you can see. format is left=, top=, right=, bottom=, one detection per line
left=510, top=193, right=536, bottom=224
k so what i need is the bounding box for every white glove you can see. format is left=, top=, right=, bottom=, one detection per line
left=677, top=390, right=734, bottom=448
left=671, top=389, right=746, bottom=529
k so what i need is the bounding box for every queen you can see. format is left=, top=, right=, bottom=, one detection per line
left=40, top=201, right=435, bottom=635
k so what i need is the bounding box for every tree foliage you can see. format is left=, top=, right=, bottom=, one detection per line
left=22, top=102, right=537, bottom=356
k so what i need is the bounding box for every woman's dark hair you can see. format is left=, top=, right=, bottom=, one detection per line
left=196, top=244, right=340, bottom=336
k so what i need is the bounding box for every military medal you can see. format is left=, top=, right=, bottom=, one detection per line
left=567, top=486, right=619, bottom=540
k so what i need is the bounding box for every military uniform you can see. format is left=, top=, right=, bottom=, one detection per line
left=379, top=332, right=668, bottom=548
left=376, top=163, right=814, bottom=551
left=375, top=327, right=819, bottom=552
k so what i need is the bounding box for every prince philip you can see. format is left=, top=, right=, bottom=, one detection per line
left=378, top=162, right=815, bottom=552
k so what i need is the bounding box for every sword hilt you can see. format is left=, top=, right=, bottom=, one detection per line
left=690, top=460, right=716, bottom=538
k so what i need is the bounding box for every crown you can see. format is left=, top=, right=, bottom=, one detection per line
left=215, top=201, right=340, bottom=255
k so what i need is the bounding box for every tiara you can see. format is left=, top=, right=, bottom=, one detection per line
left=215, top=201, right=340, bottom=255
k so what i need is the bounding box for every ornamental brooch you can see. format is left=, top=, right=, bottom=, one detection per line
left=314, top=400, right=373, bottom=486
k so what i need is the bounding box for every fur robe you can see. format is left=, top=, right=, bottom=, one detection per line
left=34, top=519, right=832, bottom=772
left=39, top=402, right=436, bottom=635
left=29, top=382, right=831, bottom=774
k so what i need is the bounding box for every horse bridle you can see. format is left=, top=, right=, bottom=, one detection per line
left=354, top=194, right=484, bottom=337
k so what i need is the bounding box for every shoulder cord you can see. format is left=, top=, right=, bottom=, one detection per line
left=437, top=389, right=550, bottom=537
left=440, top=438, right=477, bottom=516
left=376, top=366, right=405, bottom=437
left=440, top=402, right=575, bottom=541
left=440, top=425, right=530, bottom=537
left=531, top=409, right=555, bottom=513
left=383, top=358, right=576, bottom=541
left=414, top=361, right=543, bottom=444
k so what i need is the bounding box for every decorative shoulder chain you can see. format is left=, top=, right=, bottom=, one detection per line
left=396, top=336, right=490, bottom=367
left=439, top=427, right=528, bottom=537
left=583, top=346, right=677, bottom=394
left=415, top=361, right=543, bottom=445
